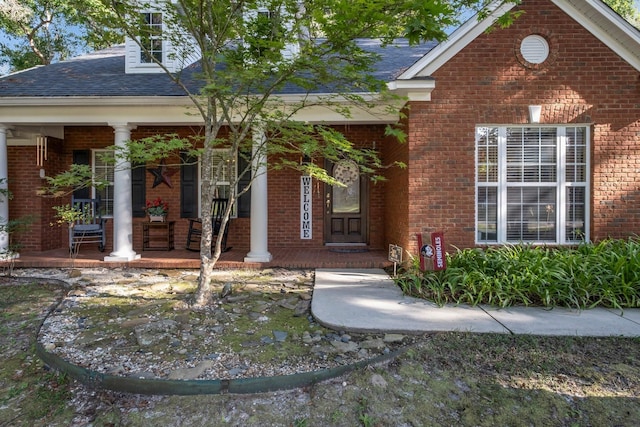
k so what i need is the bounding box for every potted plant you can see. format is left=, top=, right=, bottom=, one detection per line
left=145, top=197, right=169, bottom=222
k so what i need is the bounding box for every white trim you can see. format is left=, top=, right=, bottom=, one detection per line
left=387, top=79, right=436, bottom=101
left=0, top=95, right=401, bottom=126
left=551, top=0, right=640, bottom=72
left=91, top=149, right=115, bottom=217
left=475, top=125, right=590, bottom=245
left=401, top=0, right=640, bottom=78
left=399, top=1, right=517, bottom=79
left=245, top=126, right=272, bottom=262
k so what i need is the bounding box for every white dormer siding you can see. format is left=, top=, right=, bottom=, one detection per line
left=125, top=2, right=199, bottom=74
left=245, top=4, right=301, bottom=62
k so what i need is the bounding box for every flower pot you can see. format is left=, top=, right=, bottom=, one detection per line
left=149, top=215, right=165, bottom=222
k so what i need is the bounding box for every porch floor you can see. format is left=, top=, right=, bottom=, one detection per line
left=10, top=247, right=393, bottom=270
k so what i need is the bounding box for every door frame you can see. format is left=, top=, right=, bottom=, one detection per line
left=323, top=159, right=369, bottom=245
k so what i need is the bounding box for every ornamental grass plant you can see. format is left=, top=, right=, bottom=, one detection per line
left=395, top=238, right=640, bottom=309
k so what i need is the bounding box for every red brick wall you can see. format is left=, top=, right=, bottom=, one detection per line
left=403, top=0, right=640, bottom=253
left=8, top=139, right=69, bottom=252
left=382, top=118, right=410, bottom=253
left=8, top=147, right=47, bottom=251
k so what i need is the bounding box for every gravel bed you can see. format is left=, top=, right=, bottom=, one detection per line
left=13, top=267, right=416, bottom=383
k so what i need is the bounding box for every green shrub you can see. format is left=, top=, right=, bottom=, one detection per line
left=395, top=238, right=640, bottom=309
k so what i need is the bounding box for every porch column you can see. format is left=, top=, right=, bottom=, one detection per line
left=0, top=125, right=10, bottom=257
left=104, top=123, right=140, bottom=262
left=244, top=126, right=272, bottom=262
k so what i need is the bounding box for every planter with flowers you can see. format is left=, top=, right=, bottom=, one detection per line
left=145, top=197, right=169, bottom=222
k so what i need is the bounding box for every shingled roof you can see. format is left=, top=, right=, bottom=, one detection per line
left=0, top=39, right=436, bottom=98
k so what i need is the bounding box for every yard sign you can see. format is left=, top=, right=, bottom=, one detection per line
left=417, top=231, right=447, bottom=271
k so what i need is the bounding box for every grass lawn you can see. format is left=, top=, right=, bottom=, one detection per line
left=1, top=274, right=639, bottom=426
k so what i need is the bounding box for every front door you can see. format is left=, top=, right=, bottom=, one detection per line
left=324, top=160, right=368, bottom=244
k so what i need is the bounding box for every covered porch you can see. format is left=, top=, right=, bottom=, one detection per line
left=9, top=247, right=393, bottom=270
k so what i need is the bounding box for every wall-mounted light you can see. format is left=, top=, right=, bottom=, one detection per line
left=529, top=105, right=542, bottom=124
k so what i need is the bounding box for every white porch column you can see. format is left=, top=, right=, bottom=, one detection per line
left=104, top=123, right=140, bottom=262
left=244, top=126, right=272, bottom=262
left=0, top=126, right=10, bottom=257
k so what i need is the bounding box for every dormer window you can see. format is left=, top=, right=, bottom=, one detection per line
left=126, top=9, right=175, bottom=74
left=140, top=12, right=163, bottom=64
left=244, top=6, right=299, bottom=63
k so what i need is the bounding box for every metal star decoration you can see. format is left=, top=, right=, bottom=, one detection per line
left=147, top=160, right=176, bottom=188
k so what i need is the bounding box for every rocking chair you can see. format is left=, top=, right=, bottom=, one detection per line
left=68, top=197, right=107, bottom=252
left=185, top=198, right=231, bottom=252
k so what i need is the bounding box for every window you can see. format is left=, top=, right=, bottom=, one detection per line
left=92, top=150, right=114, bottom=217
left=140, top=12, right=163, bottom=63
left=200, top=150, right=237, bottom=217
left=476, top=126, right=589, bottom=244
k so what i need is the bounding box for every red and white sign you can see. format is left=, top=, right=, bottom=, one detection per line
left=417, top=231, right=447, bottom=271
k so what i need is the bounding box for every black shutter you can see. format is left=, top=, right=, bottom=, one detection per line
left=131, top=163, right=146, bottom=217
left=181, top=152, right=198, bottom=218
left=237, top=151, right=251, bottom=218
left=72, top=150, right=91, bottom=199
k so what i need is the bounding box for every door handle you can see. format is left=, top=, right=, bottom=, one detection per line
left=326, top=193, right=331, bottom=213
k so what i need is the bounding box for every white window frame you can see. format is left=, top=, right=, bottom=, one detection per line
left=475, top=125, right=590, bottom=245
left=139, top=11, right=164, bottom=65
left=91, top=149, right=114, bottom=217
left=198, top=149, right=238, bottom=218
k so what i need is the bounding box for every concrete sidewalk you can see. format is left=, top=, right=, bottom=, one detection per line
left=311, top=268, right=640, bottom=337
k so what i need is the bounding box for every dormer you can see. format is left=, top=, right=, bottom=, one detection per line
left=124, top=0, right=302, bottom=74
left=244, top=5, right=301, bottom=61
left=125, top=2, right=198, bottom=74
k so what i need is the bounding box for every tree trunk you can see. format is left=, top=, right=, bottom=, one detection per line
left=190, top=115, right=227, bottom=308
left=191, top=215, right=226, bottom=307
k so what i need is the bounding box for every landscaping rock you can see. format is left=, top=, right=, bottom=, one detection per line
left=168, top=360, right=214, bottom=380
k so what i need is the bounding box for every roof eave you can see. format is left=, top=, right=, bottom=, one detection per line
left=0, top=96, right=194, bottom=107
left=552, top=0, right=640, bottom=71
left=398, top=1, right=517, bottom=79
left=399, top=0, right=640, bottom=78
left=387, top=79, right=436, bottom=101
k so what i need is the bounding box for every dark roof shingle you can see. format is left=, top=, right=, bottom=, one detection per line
left=0, top=40, right=435, bottom=98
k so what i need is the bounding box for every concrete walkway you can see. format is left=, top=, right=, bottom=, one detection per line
left=311, top=268, right=640, bottom=337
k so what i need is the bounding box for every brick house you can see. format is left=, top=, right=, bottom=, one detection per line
left=0, top=0, right=638, bottom=264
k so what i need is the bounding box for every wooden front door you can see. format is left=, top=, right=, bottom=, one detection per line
left=324, top=160, right=368, bottom=244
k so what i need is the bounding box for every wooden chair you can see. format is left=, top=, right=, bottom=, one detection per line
left=185, top=198, right=231, bottom=252
left=69, top=197, right=107, bottom=253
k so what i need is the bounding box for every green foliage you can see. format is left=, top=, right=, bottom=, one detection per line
left=357, top=397, right=376, bottom=427
left=0, top=0, right=122, bottom=73
left=40, top=162, right=111, bottom=198
left=293, top=418, right=308, bottom=427
left=395, top=238, right=640, bottom=309
left=605, top=0, right=640, bottom=27
left=51, top=203, right=90, bottom=227
left=0, top=179, right=34, bottom=258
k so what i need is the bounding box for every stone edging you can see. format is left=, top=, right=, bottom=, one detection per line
left=35, top=341, right=404, bottom=395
